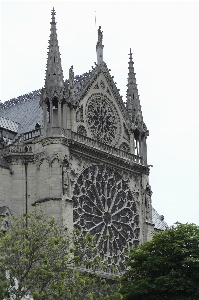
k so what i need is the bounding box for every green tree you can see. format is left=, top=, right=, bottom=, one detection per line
left=120, top=223, right=199, bottom=300
left=0, top=209, right=121, bottom=300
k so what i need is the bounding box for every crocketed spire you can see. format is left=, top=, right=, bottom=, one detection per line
left=44, top=7, right=64, bottom=90
left=126, top=48, right=142, bottom=123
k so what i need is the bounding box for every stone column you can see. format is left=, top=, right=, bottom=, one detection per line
left=43, top=103, right=47, bottom=130
left=130, top=132, right=135, bottom=154
left=139, top=135, right=142, bottom=158
left=63, top=103, right=67, bottom=131
left=135, top=139, right=139, bottom=163
left=50, top=100, right=53, bottom=127
left=58, top=102, right=62, bottom=131
left=70, top=107, right=75, bottom=131
left=144, top=136, right=147, bottom=165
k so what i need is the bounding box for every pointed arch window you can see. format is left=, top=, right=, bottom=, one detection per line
left=134, top=129, right=140, bottom=157
left=47, top=100, right=50, bottom=123
left=52, top=98, right=58, bottom=110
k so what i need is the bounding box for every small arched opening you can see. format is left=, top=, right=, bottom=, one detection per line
left=134, top=129, right=140, bottom=157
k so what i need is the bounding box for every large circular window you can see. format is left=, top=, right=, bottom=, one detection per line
left=73, top=165, right=139, bottom=271
left=86, top=94, right=121, bottom=146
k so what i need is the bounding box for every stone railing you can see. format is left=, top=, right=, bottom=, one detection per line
left=70, top=131, right=143, bottom=165
left=2, top=127, right=144, bottom=165
left=19, top=128, right=41, bottom=142
left=1, top=144, right=33, bottom=155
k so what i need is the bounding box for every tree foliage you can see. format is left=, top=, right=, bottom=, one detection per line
left=120, top=223, right=199, bottom=300
left=0, top=209, right=121, bottom=300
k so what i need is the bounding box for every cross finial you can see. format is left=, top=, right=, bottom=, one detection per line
left=51, top=7, right=56, bottom=21
left=128, top=48, right=133, bottom=61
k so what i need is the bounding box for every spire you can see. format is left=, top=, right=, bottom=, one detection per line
left=44, top=7, right=64, bottom=90
left=40, top=8, right=67, bottom=136
left=126, top=48, right=142, bottom=122
left=96, top=26, right=104, bottom=65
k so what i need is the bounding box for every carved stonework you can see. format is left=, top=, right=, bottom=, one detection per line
left=106, top=87, right=111, bottom=96
left=76, top=105, right=84, bottom=122
left=72, top=165, right=139, bottom=271
left=86, top=93, right=121, bottom=146
left=62, top=160, right=70, bottom=194
left=77, top=125, right=87, bottom=137
left=96, top=26, right=103, bottom=48
left=93, top=83, right=99, bottom=89
left=119, top=142, right=130, bottom=153
left=123, top=123, right=130, bottom=142
left=69, top=65, right=74, bottom=88
left=34, top=151, right=51, bottom=170
left=100, top=80, right=105, bottom=90
left=134, top=112, right=143, bottom=131
left=145, top=183, right=152, bottom=222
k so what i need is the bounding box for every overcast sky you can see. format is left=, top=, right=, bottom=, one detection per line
left=1, top=1, right=199, bottom=226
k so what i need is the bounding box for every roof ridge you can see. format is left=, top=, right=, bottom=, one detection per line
left=2, top=89, right=41, bottom=109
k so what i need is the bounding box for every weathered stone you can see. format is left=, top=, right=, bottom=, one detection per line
left=0, top=8, right=168, bottom=276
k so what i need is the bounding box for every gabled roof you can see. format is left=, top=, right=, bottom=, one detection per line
left=0, top=90, right=42, bottom=135
left=0, top=116, right=19, bottom=133
left=0, top=63, right=129, bottom=138
left=70, top=62, right=128, bottom=121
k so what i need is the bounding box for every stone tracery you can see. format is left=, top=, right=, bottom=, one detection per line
left=72, top=165, right=139, bottom=271
left=86, top=94, right=121, bottom=146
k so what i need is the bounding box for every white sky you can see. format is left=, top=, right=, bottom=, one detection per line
left=1, top=0, right=199, bottom=226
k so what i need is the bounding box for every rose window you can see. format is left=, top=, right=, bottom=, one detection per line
left=86, top=94, right=121, bottom=146
left=72, top=165, right=139, bottom=272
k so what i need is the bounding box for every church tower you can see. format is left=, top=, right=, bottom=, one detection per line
left=39, top=11, right=154, bottom=271
left=0, top=9, right=157, bottom=274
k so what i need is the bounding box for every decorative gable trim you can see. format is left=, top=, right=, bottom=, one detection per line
left=73, top=62, right=129, bottom=123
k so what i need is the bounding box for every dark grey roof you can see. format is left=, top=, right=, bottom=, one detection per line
left=0, top=61, right=127, bottom=137
left=0, top=90, right=43, bottom=135
left=152, top=207, right=169, bottom=231
left=0, top=156, right=10, bottom=169
left=0, top=116, right=19, bottom=132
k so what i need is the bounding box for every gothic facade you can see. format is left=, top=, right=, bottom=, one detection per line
left=0, top=9, right=168, bottom=272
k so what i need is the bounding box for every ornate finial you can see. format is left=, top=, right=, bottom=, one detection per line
left=96, top=26, right=103, bottom=48
left=128, top=48, right=133, bottom=61
left=69, top=65, right=74, bottom=88
left=51, top=7, right=56, bottom=17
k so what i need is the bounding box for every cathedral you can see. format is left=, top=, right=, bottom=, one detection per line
left=0, top=9, right=168, bottom=272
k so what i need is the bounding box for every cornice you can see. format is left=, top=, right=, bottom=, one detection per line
left=69, top=139, right=149, bottom=175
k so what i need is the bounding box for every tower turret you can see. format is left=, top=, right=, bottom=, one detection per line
left=40, top=8, right=67, bottom=135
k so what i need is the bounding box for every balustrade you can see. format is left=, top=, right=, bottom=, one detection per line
left=1, top=128, right=143, bottom=165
